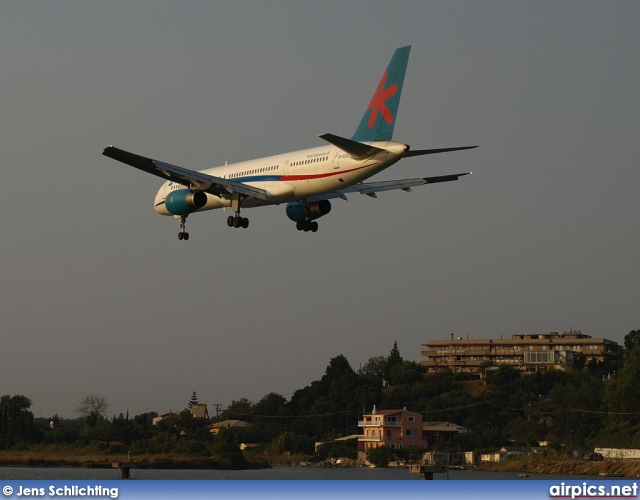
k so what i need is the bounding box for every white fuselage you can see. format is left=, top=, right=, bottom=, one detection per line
left=153, top=141, right=408, bottom=215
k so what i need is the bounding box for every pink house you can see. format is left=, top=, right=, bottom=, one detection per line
left=358, top=406, right=425, bottom=452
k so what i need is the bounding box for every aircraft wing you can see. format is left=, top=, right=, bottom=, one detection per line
left=306, top=172, right=470, bottom=202
left=102, top=146, right=268, bottom=200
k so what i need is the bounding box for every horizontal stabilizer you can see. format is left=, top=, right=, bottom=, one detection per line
left=405, top=145, right=478, bottom=157
left=422, top=173, right=471, bottom=184
left=319, top=133, right=385, bottom=160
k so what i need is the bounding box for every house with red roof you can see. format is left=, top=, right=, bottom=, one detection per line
left=358, top=406, right=425, bottom=452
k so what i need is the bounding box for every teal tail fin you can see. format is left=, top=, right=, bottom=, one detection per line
left=351, top=46, right=411, bottom=142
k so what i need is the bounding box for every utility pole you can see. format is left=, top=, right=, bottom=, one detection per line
left=211, top=404, right=222, bottom=421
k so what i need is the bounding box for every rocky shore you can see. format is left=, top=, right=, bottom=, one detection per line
left=480, top=456, right=640, bottom=477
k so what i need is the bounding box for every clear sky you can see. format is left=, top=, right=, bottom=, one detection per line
left=1, top=1, right=639, bottom=419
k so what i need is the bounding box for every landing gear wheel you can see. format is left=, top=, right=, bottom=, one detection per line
left=177, top=215, right=190, bottom=240
left=295, top=200, right=318, bottom=233
left=229, top=215, right=249, bottom=229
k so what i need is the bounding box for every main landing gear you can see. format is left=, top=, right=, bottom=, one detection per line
left=295, top=201, right=319, bottom=232
left=227, top=215, right=249, bottom=229
left=226, top=194, right=249, bottom=229
left=177, top=215, right=190, bottom=241
left=296, top=220, right=318, bottom=232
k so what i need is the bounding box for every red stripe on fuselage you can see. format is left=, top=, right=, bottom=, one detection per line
left=278, top=163, right=374, bottom=182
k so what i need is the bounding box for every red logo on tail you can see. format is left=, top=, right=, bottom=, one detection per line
left=366, top=71, right=398, bottom=129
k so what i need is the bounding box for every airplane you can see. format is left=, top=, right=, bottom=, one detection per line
left=102, top=46, right=476, bottom=240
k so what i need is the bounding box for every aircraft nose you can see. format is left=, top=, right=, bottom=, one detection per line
left=154, top=189, right=170, bottom=215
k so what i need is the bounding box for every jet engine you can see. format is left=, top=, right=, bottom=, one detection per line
left=285, top=200, right=332, bottom=222
left=164, top=189, right=207, bottom=216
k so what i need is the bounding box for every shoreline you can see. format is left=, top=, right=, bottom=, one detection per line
left=0, top=454, right=269, bottom=471
left=477, top=456, right=640, bottom=477
left=2, top=451, right=639, bottom=477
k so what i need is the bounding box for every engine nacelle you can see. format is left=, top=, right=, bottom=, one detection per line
left=285, top=200, right=332, bottom=222
left=165, top=189, right=207, bottom=216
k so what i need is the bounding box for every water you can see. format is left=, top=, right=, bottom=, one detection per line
left=0, top=466, right=587, bottom=480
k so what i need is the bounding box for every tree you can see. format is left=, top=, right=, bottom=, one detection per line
left=0, top=395, right=36, bottom=448
left=358, top=355, right=387, bottom=379
left=289, top=355, right=371, bottom=439
left=368, top=445, right=393, bottom=466
left=221, top=398, right=254, bottom=422
left=624, top=330, right=640, bottom=354
left=388, top=341, right=403, bottom=365
left=50, top=414, right=61, bottom=429
left=188, top=391, right=199, bottom=409
left=573, top=352, right=588, bottom=370
left=314, top=438, right=357, bottom=460
left=384, top=341, right=404, bottom=382
left=253, top=393, right=290, bottom=440
left=479, top=360, right=496, bottom=377
left=322, top=355, right=355, bottom=388
left=389, top=360, right=423, bottom=385
left=272, top=431, right=315, bottom=455
left=605, top=345, right=640, bottom=423
left=75, top=395, right=109, bottom=427
left=488, top=365, right=520, bottom=388
left=211, top=439, right=250, bottom=468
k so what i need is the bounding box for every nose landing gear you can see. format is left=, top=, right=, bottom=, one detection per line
left=177, top=215, right=190, bottom=241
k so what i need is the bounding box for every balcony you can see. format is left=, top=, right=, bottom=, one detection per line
left=358, top=420, right=402, bottom=427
